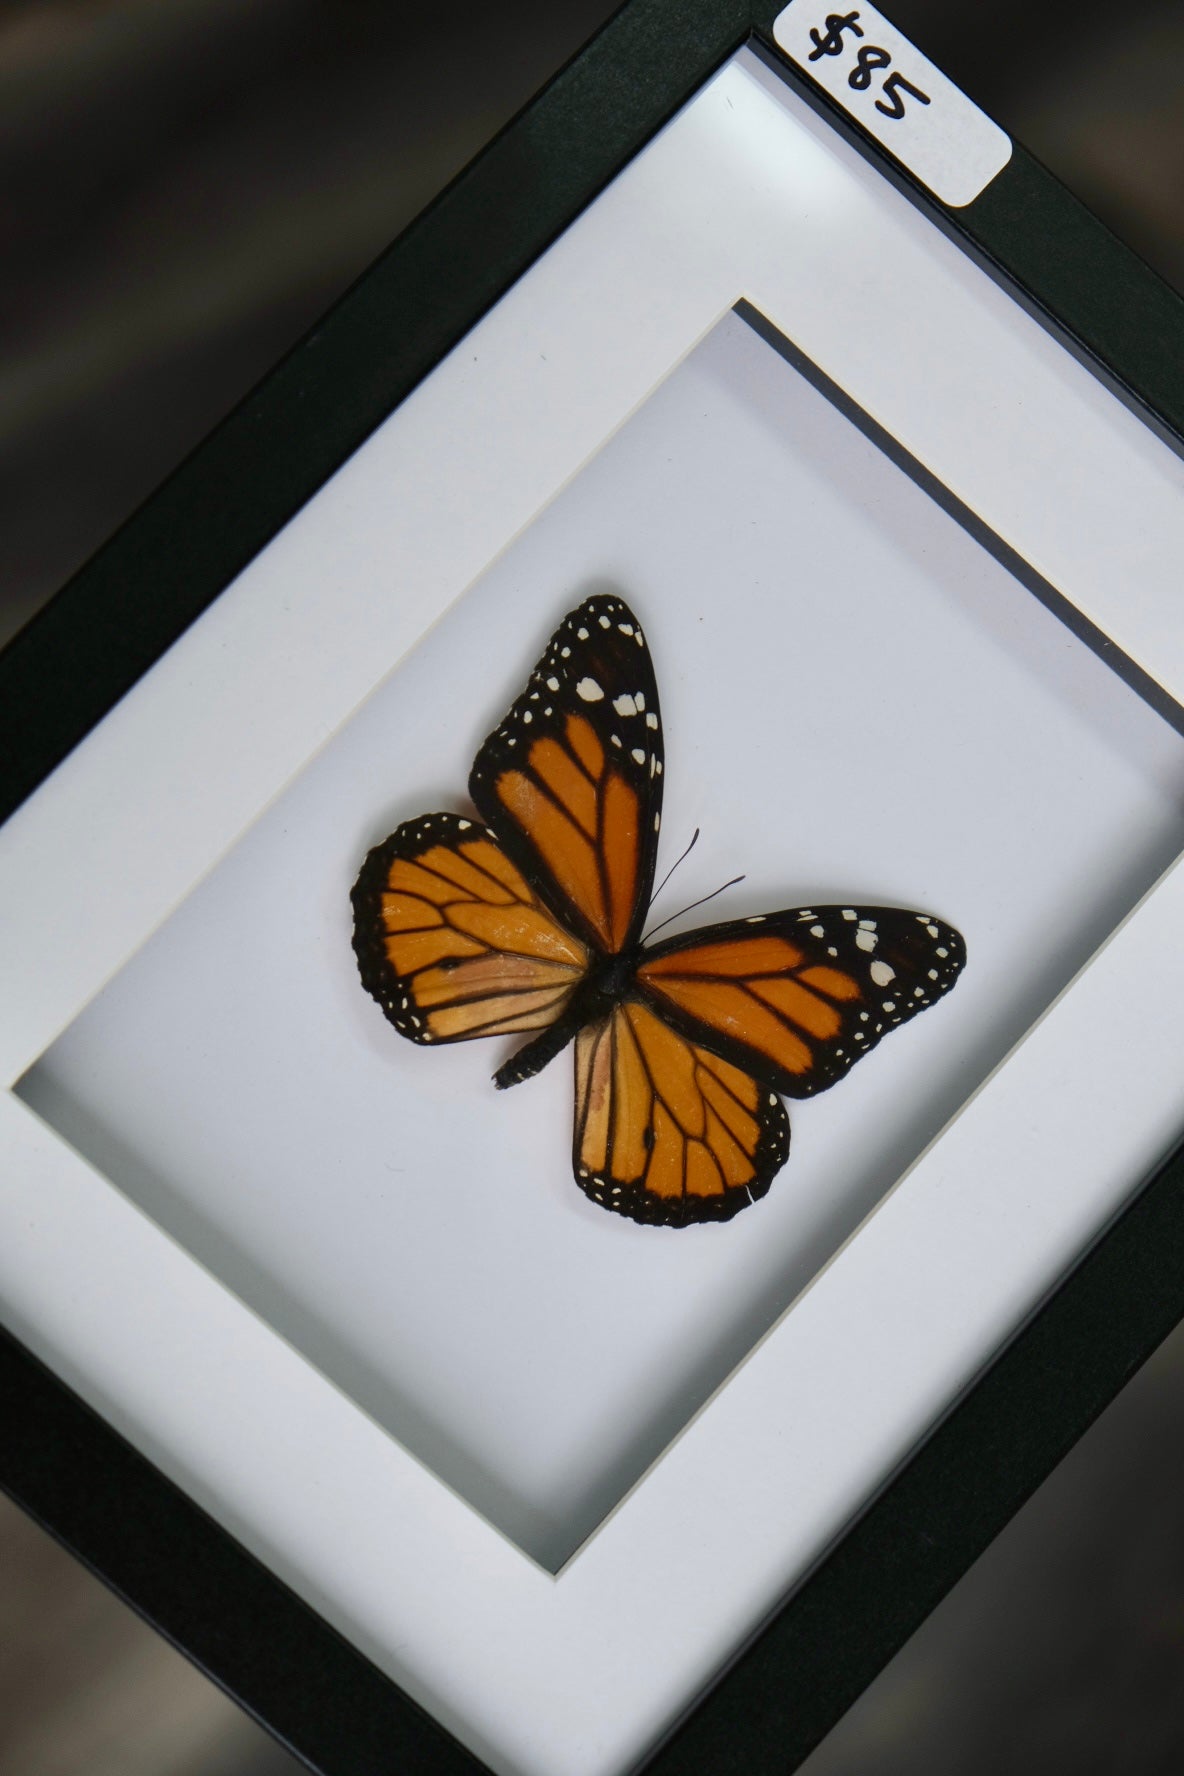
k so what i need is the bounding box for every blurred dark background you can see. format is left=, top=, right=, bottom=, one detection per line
left=3, top=1, right=1184, bottom=1771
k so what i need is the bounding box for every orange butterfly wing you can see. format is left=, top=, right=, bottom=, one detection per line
left=352, top=594, right=967, bottom=1230
left=635, top=906, right=966, bottom=1099
left=351, top=812, right=589, bottom=1045
left=574, top=1000, right=789, bottom=1225
left=468, top=594, right=663, bottom=956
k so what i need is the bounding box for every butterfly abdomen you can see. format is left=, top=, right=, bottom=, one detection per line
left=492, top=1012, right=580, bottom=1089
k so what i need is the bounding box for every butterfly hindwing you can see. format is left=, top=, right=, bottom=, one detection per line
left=468, top=594, right=664, bottom=956
left=351, top=811, right=589, bottom=1045
left=636, top=905, right=965, bottom=1099
left=573, top=1000, right=790, bottom=1226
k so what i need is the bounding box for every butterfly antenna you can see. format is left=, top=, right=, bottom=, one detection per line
left=644, top=874, right=746, bottom=942
left=648, top=828, right=700, bottom=912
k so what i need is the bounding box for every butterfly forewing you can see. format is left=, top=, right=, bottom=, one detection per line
left=636, top=906, right=965, bottom=1098
left=573, top=1001, right=790, bottom=1225
left=468, top=594, right=664, bottom=956
left=351, top=811, right=589, bottom=1044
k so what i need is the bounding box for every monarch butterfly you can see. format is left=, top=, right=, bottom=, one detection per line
left=352, top=595, right=965, bottom=1226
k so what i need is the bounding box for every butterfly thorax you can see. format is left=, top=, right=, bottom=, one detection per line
left=582, top=946, right=642, bottom=1012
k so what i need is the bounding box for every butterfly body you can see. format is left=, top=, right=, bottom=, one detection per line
left=352, top=595, right=965, bottom=1226
left=487, top=951, right=621, bottom=1079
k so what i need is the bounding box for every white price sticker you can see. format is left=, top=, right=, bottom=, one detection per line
left=772, top=1, right=1011, bottom=207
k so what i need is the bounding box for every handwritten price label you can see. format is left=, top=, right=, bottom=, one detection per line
left=773, top=0, right=1011, bottom=207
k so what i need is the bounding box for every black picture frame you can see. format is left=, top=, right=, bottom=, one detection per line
left=4, top=4, right=1184, bottom=1772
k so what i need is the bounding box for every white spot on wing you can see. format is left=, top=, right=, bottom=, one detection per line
left=855, top=930, right=876, bottom=952
left=576, top=677, right=604, bottom=701
left=546, top=677, right=559, bottom=691
left=870, top=960, right=895, bottom=987
left=631, top=748, right=646, bottom=764
left=613, top=694, right=637, bottom=716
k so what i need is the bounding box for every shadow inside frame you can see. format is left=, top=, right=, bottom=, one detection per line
left=734, top=299, right=1184, bottom=740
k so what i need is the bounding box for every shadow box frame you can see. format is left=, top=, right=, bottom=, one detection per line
left=4, top=3, right=1184, bottom=1773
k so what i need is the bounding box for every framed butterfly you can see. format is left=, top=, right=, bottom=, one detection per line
left=352, top=595, right=965, bottom=1226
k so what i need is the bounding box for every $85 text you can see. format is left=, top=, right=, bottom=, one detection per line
left=807, top=10, right=931, bottom=121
